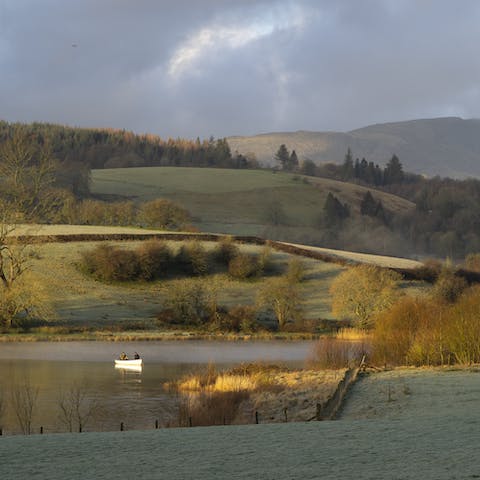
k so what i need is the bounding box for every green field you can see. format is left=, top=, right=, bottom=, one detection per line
left=19, top=235, right=428, bottom=336
left=91, top=167, right=414, bottom=238
left=26, top=240, right=345, bottom=331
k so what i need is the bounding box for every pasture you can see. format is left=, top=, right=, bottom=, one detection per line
left=91, top=167, right=414, bottom=238
left=23, top=239, right=345, bottom=331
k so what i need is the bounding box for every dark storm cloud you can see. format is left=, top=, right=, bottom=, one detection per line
left=1, top=0, right=480, bottom=138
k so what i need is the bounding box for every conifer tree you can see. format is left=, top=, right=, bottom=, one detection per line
left=289, top=150, right=299, bottom=171
left=275, top=144, right=290, bottom=170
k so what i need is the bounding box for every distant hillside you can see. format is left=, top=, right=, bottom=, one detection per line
left=228, top=117, right=480, bottom=178
left=91, top=167, right=414, bottom=255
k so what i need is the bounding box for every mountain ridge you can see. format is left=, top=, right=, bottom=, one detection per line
left=227, top=117, right=480, bottom=178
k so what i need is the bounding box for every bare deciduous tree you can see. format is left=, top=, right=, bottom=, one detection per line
left=0, top=129, right=56, bottom=221
left=0, top=131, right=57, bottom=329
left=257, top=276, right=304, bottom=330
left=11, top=378, right=39, bottom=434
left=0, top=384, right=5, bottom=430
left=57, top=382, right=97, bottom=432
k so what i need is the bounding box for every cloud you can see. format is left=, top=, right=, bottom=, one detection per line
left=167, top=3, right=307, bottom=79
left=1, top=0, right=480, bottom=138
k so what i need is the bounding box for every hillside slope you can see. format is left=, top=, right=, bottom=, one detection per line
left=227, top=117, right=480, bottom=178
left=91, top=167, right=414, bottom=248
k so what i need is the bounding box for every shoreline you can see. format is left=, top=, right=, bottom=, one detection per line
left=0, top=330, right=323, bottom=343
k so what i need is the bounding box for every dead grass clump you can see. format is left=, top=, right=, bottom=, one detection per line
left=178, top=390, right=249, bottom=427
left=175, top=362, right=280, bottom=393
left=213, top=374, right=259, bottom=392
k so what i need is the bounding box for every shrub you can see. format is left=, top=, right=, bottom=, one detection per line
left=308, top=337, right=365, bottom=369
left=371, top=297, right=448, bottom=366
left=162, top=279, right=213, bottom=325
left=176, top=241, right=210, bottom=276
left=465, top=253, right=480, bottom=272
left=431, top=266, right=468, bottom=303
left=214, top=236, right=239, bottom=266
left=228, top=253, right=258, bottom=279
left=81, top=244, right=140, bottom=282
left=285, top=258, right=305, bottom=283
left=137, top=240, right=172, bottom=280
left=411, top=259, right=442, bottom=282
left=257, top=245, right=273, bottom=275
left=446, top=286, right=480, bottom=365
left=137, top=198, right=190, bottom=230
left=222, top=305, right=259, bottom=333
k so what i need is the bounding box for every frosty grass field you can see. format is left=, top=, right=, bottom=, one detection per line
left=2, top=368, right=480, bottom=479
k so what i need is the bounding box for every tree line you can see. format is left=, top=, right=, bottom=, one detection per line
left=0, top=121, right=258, bottom=189
left=274, top=143, right=480, bottom=258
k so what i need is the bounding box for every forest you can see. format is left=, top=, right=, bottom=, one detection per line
left=277, top=144, right=480, bottom=259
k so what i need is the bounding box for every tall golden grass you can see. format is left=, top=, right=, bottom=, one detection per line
left=172, top=362, right=281, bottom=426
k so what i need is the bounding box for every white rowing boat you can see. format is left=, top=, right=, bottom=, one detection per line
left=114, top=358, right=143, bottom=367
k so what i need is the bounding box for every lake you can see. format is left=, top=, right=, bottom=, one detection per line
left=0, top=340, right=315, bottom=435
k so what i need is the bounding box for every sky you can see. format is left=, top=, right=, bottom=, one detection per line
left=1, top=0, right=480, bottom=139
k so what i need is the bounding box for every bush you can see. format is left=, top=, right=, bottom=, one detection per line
left=228, top=253, right=259, bottom=280
left=176, top=241, right=210, bottom=276
left=214, top=236, right=239, bottom=266
left=257, top=245, right=273, bottom=275
left=81, top=244, right=140, bottom=281
left=446, top=286, right=480, bottom=364
left=137, top=240, right=172, bottom=280
left=162, top=279, right=213, bottom=325
left=371, top=297, right=442, bottom=366
left=465, top=253, right=480, bottom=272
left=308, top=337, right=365, bottom=369
left=285, top=258, right=305, bottom=283
left=137, top=198, right=190, bottom=230
left=431, top=267, right=468, bottom=303
left=220, top=305, right=259, bottom=333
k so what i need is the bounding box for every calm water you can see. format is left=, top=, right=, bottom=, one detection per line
left=0, top=341, right=314, bottom=434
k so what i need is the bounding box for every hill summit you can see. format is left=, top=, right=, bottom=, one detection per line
left=227, top=117, right=480, bottom=178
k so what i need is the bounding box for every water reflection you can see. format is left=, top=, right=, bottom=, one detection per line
left=0, top=341, right=313, bottom=434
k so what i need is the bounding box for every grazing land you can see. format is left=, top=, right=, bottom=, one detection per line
left=91, top=167, right=414, bottom=239
left=15, top=238, right=345, bottom=332
left=0, top=224, right=429, bottom=339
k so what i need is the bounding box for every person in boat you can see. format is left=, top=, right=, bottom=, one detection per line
left=120, top=352, right=128, bottom=360
left=133, top=352, right=140, bottom=359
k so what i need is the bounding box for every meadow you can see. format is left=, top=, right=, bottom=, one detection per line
left=0, top=219, right=430, bottom=340
left=91, top=167, right=414, bottom=240
left=20, top=238, right=344, bottom=333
